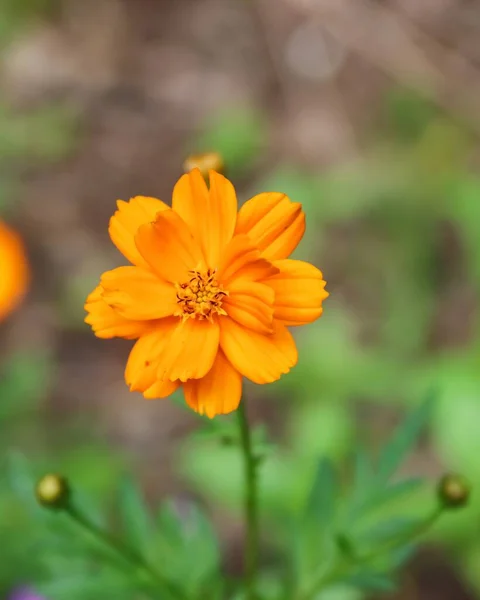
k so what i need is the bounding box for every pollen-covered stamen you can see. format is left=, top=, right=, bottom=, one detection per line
left=175, top=268, right=228, bottom=321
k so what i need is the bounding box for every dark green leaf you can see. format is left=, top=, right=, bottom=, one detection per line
left=346, top=571, right=397, bottom=592
left=117, top=475, right=152, bottom=554
left=37, top=571, right=137, bottom=600
left=349, top=447, right=374, bottom=511
left=156, top=501, right=185, bottom=549
left=305, top=458, right=337, bottom=527
left=376, top=391, right=435, bottom=482
left=361, top=478, right=425, bottom=514
left=389, top=544, right=416, bottom=569
left=4, top=451, right=43, bottom=517
left=358, top=516, right=425, bottom=547
left=181, top=504, right=220, bottom=585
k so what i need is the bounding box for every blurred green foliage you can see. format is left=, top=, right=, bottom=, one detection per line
left=0, top=101, right=80, bottom=214
left=0, top=0, right=57, bottom=46
left=189, top=107, right=268, bottom=177
left=2, top=384, right=446, bottom=600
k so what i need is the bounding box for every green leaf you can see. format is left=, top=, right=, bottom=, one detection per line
left=305, top=458, right=337, bottom=528
left=117, top=475, right=152, bottom=554
left=361, top=478, right=425, bottom=514
left=376, top=391, right=435, bottom=482
left=37, top=571, right=137, bottom=600
left=350, top=448, right=374, bottom=510
left=181, top=504, right=220, bottom=585
left=4, top=451, right=43, bottom=517
left=315, top=586, right=362, bottom=600
left=358, top=516, right=425, bottom=547
left=156, top=501, right=184, bottom=550
left=389, top=544, right=416, bottom=569
left=294, top=459, right=338, bottom=584
left=150, top=500, right=219, bottom=595
left=345, top=571, right=397, bottom=593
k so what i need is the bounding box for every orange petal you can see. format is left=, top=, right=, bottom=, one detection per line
left=172, top=169, right=237, bottom=268
left=135, top=209, right=203, bottom=283
left=217, top=234, right=278, bottom=285
left=219, top=317, right=297, bottom=384
left=235, top=192, right=305, bottom=260
left=0, top=220, right=29, bottom=322
left=223, top=280, right=274, bottom=335
left=183, top=350, right=242, bottom=418
left=100, top=266, right=177, bottom=320
left=84, top=285, right=152, bottom=339
left=109, top=196, right=169, bottom=266
left=265, top=259, right=329, bottom=326
left=143, top=379, right=180, bottom=399
left=156, top=318, right=220, bottom=382
left=125, top=318, right=178, bottom=391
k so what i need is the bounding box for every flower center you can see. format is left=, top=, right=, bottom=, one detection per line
left=175, top=269, right=228, bottom=321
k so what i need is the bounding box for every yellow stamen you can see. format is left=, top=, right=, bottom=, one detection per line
left=175, top=269, right=228, bottom=322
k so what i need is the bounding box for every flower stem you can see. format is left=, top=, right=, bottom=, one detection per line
left=64, top=503, right=184, bottom=598
left=237, top=399, right=260, bottom=600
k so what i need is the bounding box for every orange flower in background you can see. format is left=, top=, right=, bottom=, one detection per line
left=85, top=169, right=328, bottom=417
left=0, top=220, right=29, bottom=322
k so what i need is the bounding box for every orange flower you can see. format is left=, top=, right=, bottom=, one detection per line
left=0, top=219, right=29, bottom=322
left=85, top=169, right=328, bottom=417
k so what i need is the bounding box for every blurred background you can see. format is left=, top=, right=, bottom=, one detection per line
left=1, top=0, right=480, bottom=598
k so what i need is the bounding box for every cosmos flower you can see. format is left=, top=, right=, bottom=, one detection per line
left=85, top=169, right=328, bottom=417
left=0, top=219, right=29, bottom=322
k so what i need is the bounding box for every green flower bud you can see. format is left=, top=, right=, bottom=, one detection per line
left=35, top=474, right=71, bottom=510
left=438, top=473, right=470, bottom=509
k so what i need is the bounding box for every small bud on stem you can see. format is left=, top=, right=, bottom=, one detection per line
left=183, top=152, right=225, bottom=183
left=35, top=474, right=71, bottom=510
left=438, top=473, right=470, bottom=509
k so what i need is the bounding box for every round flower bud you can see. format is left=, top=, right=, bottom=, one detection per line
left=35, top=474, right=70, bottom=510
left=438, top=473, right=470, bottom=509
left=183, top=152, right=225, bottom=182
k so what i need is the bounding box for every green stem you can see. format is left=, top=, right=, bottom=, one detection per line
left=237, top=399, right=260, bottom=600
left=65, top=504, right=184, bottom=598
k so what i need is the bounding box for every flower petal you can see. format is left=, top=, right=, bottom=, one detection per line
left=172, top=169, right=237, bottom=268
left=156, top=318, right=220, bottom=382
left=109, top=196, right=169, bottom=266
left=235, top=192, right=305, bottom=260
left=84, top=285, right=152, bottom=339
left=266, top=259, right=329, bottom=326
left=223, top=280, right=274, bottom=335
left=183, top=350, right=242, bottom=418
left=125, top=318, right=178, bottom=391
left=0, top=220, right=29, bottom=322
left=100, top=266, right=177, bottom=320
left=217, top=234, right=278, bottom=285
left=143, top=379, right=180, bottom=399
left=135, top=209, right=204, bottom=282
left=220, top=317, right=297, bottom=384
